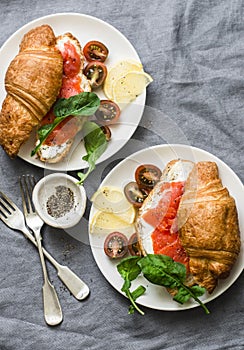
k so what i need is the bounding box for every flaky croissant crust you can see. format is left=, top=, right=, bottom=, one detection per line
left=0, top=24, right=63, bottom=157
left=178, top=161, right=241, bottom=293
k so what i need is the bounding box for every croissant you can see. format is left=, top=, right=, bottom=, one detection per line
left=177, top=161, right=241, bottom=293
left=136, top=159, right=241, bottom=295
left=0, top=24, right=63, bottom=157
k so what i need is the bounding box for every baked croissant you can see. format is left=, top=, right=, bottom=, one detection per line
left=0, top=24, right=63, bottom=157
left=177, top=161, right=241, bottom=293
left=136, top=159, right=241, bottom=294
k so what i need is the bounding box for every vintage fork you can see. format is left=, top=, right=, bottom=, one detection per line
left=19, top=174, right=63, bottom=326
left=0, top=190, right=89, bottom=300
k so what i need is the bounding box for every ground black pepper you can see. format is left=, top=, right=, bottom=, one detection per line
left=46, top=185, right=75, bottom=218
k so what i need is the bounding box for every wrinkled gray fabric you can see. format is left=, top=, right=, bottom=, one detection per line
left=0, top=0, right=243, bottom=349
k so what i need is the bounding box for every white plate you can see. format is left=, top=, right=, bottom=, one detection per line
left=0, top=13, right=146, bottom=171
left=89, top=144, right=244, bottom=311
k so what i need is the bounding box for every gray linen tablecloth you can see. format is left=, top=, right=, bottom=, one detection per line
left=0, top=0, right=243, bottom=349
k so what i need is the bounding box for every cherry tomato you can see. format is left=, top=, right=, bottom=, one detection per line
left=135, top=164, right=162, bottom=190
left=95, top=100, right=121, bottom=125
left=128, top=233, right=142, bottom=256
left=104, top=232, right=128, bottom=259
left=124, top=182, right=149, bottom=208
left=83, top=40, right=109, bottom=62
left=84, top=61, right=107, bottom=88
left=100, top=125, right=112, bottom=141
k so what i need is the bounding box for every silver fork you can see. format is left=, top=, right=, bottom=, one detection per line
left=19, top=175, right=63, bottom=326
left=0, top=190, right=89, bottom=299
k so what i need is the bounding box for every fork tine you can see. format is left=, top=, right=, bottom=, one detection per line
left=0, top=191, right=18, bottom=211
left=20, top=175, right=36, bottom=214
left=29, top=175, right=37, bottom=192
left=0, top=190, right=36, bottom=235
left=0, top=197, right=12, bottom=214
left=0, top=211, right=6, bottom=221
left=0, top=191, right=19, bottom=221
left=0, top=200, right=11, bottom=217
left=0, top=192, right=18, bottom=219
left=26, top=175, right=37, bottom=209
left=19, top=177, right=29, bottom=216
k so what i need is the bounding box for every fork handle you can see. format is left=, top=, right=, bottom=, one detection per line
left=22, top=227, right=89, bottom=300
left=33, top=228, right=63, bottom=326
left=56, top=265, right=90, bottom=300
left=43, top=280, right=63, bottom=326
left=43, top=248, right=90, bottom=300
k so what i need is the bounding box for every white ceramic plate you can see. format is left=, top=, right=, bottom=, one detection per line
left=89, top=144, right=244, bottom=311
left=0, top=13, right=146, bottom=171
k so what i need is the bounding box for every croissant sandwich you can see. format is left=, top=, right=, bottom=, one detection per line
left=136, top=160, right=241, bottom=294
left=35, top=32, right=91, bottom=163
left=0, top=25, right=63, bottom=157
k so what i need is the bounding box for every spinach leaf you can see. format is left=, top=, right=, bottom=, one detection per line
left=138, top=254, right=186, bottom=287
left=31, top=116, right=67, bottom=156
left=131, top=285, right=146, bottom=301
left=31, top=92, right=100, bottom=156
left=77, top=121, right=108, bottom=185
left=173, top=284, right=206, bottom=305
left=128, top=286, right=147, bottom=314
left=117, top=256, right=146, bottom=315
left=117, top=255, right=142, bottom=283
left=117, top=254, right=210, bottom=315
left=138, top=254, right=210, bottom=314
left=53, top=92, right=100, bottom=117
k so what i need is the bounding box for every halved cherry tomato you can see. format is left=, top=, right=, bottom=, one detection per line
left=135, top=164, right=162, bottom=190
left=104, top=232, right=128, bottom=259
left=128, top=233, right=142, bottom=256
left=95, top=100, right=121, bottom=125
left=100, top=125, right=112, bottom=141
left=124, top=182, right=149, bottom=208
left=84, top=61, right=107, bottom=88
left=83, top=40, right=109, bottom=62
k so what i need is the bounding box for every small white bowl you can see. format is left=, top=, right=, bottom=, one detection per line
left=32, top=173, right=87, bottom=229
